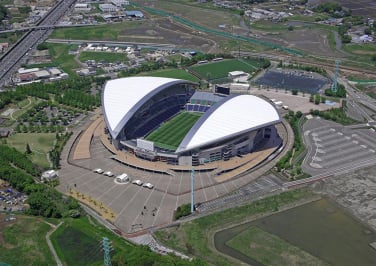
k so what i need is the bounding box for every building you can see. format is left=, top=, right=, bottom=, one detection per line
left=74, top=3, right=91, bottom=13
left=111, top=0, right=129, bottom=7
left=99, top=4, right=117, bottom=13
left=125, top=10, right=144, bottom=18
left=102, top=77, right=281, bottom=166
left=228, top=70, right=249, bottom=80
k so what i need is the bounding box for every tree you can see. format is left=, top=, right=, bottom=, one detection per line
left=341, top=34, right=352, bottom=43
left=26, top=143, right=32, bottom=154
left=288, top=25, right=294, bottom=31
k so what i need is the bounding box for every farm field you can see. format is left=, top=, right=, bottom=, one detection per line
left=189, top=59, right=260, bottom=80
left=6, top=133, right=56, bottom=169
left=154, top=189, right=312, bottom=265
left=0, top=214, right=55, bottom=266
left=226, top=226, right=327, bottom=266
left=141, top=68, right=200, bottom=82
left=146, top=112, right=202, bottom=150
left=79, top=51, right=129, bottom=63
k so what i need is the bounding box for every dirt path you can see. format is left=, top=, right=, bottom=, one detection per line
left=44, top=221, right=64, bottom=266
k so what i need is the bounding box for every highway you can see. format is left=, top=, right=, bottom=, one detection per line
left=0, top=0, right=78, bottom=89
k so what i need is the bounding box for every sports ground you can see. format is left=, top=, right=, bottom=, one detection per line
left=146, top=112, right=202, bottom=150
left=189, top=59, right=261, bottom=80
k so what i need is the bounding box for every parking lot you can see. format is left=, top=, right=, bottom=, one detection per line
left=302, top=117, right=376, bottom=176
left=58, top=136, right=284, bottom=234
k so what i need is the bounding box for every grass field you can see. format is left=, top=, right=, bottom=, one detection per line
left=49, top=21, right=141, bottom=41
left=146, top=112, right=202, bottom=150
left=141, top=68, right=200, bottom=82
left=79, top=51, right=129, bottom=63
left=0, top=214, right=55, bottom=265
left=45, top=43, right=80, bottom=75
left=53, top=224, right=102, bottom=265
left=6, top=133, right=56, bottom=169
left=227, top=226, right=327, bottom=266
left=189, top=59, right=260, bottom=80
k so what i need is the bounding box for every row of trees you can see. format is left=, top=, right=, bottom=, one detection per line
left=0, top=77, right=103, bottom=111
left=277, top=62, right=326, bottom=75
left=324, top=84, right=346, bottom=98
left=0, top=144, right=79, bottom=218
left=50, top=132, right=72, bottom=169
left=276, top=111, right=304, bottom=178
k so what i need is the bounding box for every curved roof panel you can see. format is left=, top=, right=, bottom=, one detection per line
left=103, top=77, right=185, bottom=139
left=177, top=95, right=281, bottom=153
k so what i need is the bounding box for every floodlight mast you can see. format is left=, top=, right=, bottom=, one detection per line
left=331, top=60, right=340, bottom=93
left=191, top=167, right=195, bottom=213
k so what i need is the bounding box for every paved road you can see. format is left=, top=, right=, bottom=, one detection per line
left=0, top=0, right=78, bottom=89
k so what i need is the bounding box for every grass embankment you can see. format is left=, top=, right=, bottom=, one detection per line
left=146, top=112, right=202, bottom=150
left=51, top=215, right=198, bottom=265
left=154, top=189, right=312, bottom=265
left=0, top=214, right=56, bottom=265
left=227, top=226, right=327, bottom=266
left=6, top=133, right=56, bottom=168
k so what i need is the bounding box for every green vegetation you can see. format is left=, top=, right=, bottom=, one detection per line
left=0, top=4, right=7, bottom=21
left=324, top=84, right=346, bottom=98
left=0, top=215, right=56, bottom=265
left=313, top=2, right=351, bottom=17
left=154, top=189, right=311, bottom=265
left=276, top=111, right=305, bottom=178
left=6, top=133, right=56, bottom=168
left=146, top=112, right=202, bottom=150
left=50, top=22, right=140, bottom=41
left=45, top=43, right=80, bottom=75
left=227, top=226, right=327, bottom=266
left=51, top=215, right=202, bottom=265
left=79, top=51, right=128, bottom=63
left=174, top=204, right=191, bottom=220
left=144, top=68, right=199, bottom=82
left=310, top=103, right=359, bottom=124
left=49, top=132, right=72, bottom=169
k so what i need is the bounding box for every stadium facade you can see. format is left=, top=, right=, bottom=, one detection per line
left=102, top=77, right=282, bottom=166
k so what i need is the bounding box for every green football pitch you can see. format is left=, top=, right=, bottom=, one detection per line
left=146, top=112, right=202, bottom=150
left=189, top=58, right=260, bottom=80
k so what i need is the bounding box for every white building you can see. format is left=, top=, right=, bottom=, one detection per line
left=74, top=3, right=91, bottom=13
left=99, top=4, right=117, bottom=13
left=111, top=0, right=129, bottom=7
left=41, top=170, right=58, bottom=181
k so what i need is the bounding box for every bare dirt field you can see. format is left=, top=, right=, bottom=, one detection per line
left=313, top=165, right=376, bottom=231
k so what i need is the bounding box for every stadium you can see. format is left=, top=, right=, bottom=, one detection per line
left=102, top=76, right=282, bottom=167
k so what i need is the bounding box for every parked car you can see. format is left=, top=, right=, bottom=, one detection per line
left=103, top=171, right=114, bottom=177
left=93, top=168, right=104, bottom=174
left=132, top=179, right=143, bottom=186
left=143, top=182, right=154, bottom=189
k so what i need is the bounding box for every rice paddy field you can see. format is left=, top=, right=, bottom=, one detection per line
left=189, top=59, right=260, bottom=80
left=146, top=111, right=202, bottom=150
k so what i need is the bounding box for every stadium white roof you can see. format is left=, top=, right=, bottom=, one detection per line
left=177, top=95, right=281, bottom=153
left=103, top=77, right=189, bottom=138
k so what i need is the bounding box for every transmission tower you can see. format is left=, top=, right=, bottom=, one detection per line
left=102, top=237, right=112, bottom=266
left=331, top=60, right=340, bottom=93
left=191, top=167, right=195, bottom=213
